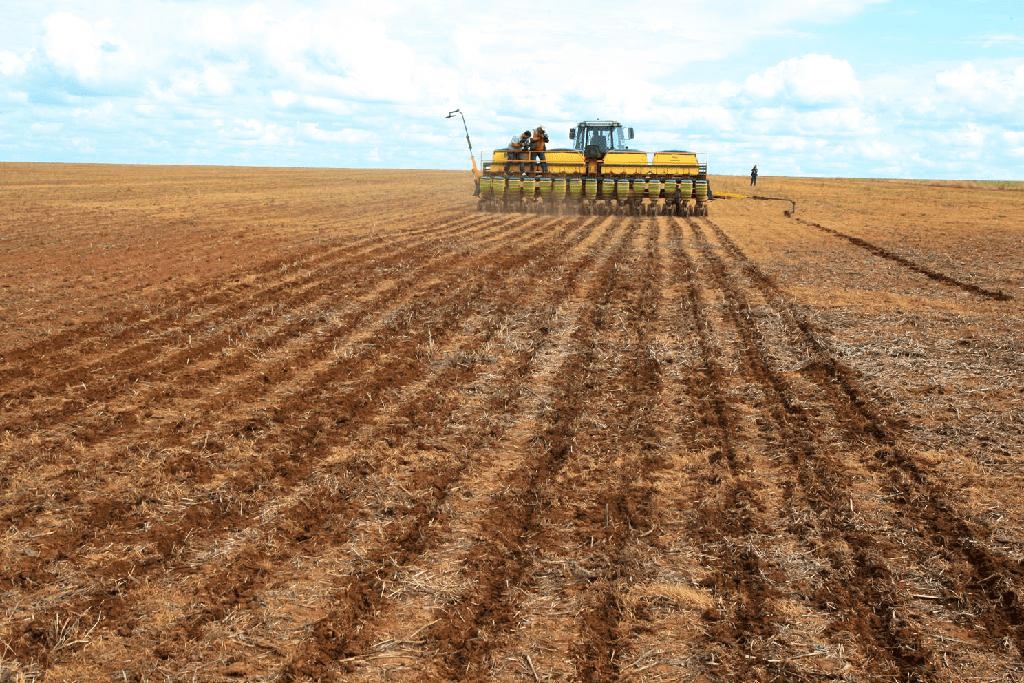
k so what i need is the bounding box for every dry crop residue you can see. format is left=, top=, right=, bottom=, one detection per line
left=1, top=165, right=1023, bottom=681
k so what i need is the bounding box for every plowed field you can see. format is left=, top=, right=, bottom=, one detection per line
left=1, top=164, right=1023, bottom=681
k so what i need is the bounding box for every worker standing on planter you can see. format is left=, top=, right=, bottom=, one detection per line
left=531, top=126, right=549, bottom=174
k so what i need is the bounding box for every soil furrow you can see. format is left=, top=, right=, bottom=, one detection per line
left=0, top=212, right=524, bottom=448
left=0, top=214, right=539, bottom=517
left=272, top=217, right=616, bottom=681
left=687, top=217, right=938, bottom=679
left=475, top=217, right=662, bottom=681
left=702, top=215, right=1024, bottom=658
left=0, top=216, right=543, bottom=597
left=0, top=202, right=460, bottom=341
left=136, top=216, right=595, bottom=671
left=564, top=218, right=665, bottom=683
left=0, top=211, right=501, bottom=413
left=796, top=217, right=1012, bottom=301
left=0, top=216, right=584, bottom=670
left=3, top=168, right=1022, bottom=682
left=670, top=218, right=783, bottom=675
left=409, top=217, right=638, bottom=681
left=329, top=218, right=627, bottom=682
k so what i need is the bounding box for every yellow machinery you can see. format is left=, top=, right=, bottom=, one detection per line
left=477, top=120, right=710, bottom=216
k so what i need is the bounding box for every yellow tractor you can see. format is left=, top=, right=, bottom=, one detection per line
left=477, top=120, right=710, bottom=216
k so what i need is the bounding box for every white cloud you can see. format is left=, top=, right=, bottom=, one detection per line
left=300, top=95, right=354, bottom=116
left=72, top=100, right=116, bottom=121
left=962, top=122, right=987, bottom=148
left=199, top=8, right=240, bottom=48
left=251, top=8, right=461, bottom=108
left=0, top=50, right=30, bottom=77
left=271, top=90, right=298, bottom=108
left=854, top=138, right=900, bottom=165
left=232, top=119, right=293, bottom=147
left=271, top=91, right=354, bottom=116
left=71, top=136, right=95, bottom=153
left=744, top=54, right=862, bottom=104
left=301, top=123, right=374, bottom=144
left=148, top=61, right=243, bottom=103
left=799, top=106, right=876, bottom=135
left=31, top=122, right=62, bottom=133
left=43, top=13, right=104, bottom=81
left=202, top=66, right=234, bottom=96
left=981, top=34, right=1024, bottom=49
left=736, top=102, right=873, bottom=138
left=943, top=122, right=987, bottom=151
left=42, top=12, right=138, bottom=86
left=1003, top=131, right=1024, bottom=157
left=935, top=61, right=1024, bottom=111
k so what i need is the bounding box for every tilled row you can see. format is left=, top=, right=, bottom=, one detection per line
left=275, top=216, right=625, bottom=681
left=701, top=216, right=1024, bottom=668
left=324, top=220, right=635, bottom=681
left=557, top=219, right=666, bottom=682
left=0, top=212, right=538, bottom=543
left=411, top=219, right=642, bottom=681
left=0, top=212, right=558, bottom=670
left=686, top=216, right=934, bottom=678
left=3, top=204, right=1019, bottom=681
left=160, top=216, right=608, bottom=677
left=795, top=217, right=1012, bottom=301
left=0, top=209, right=491, bottom=411
left=1, top=211, right=529, bottom=455
left=0, top=183, right=461, bottom=345
left=425, top=218, right=669, bottom=682
left=668, top=217, right=781, bottom=676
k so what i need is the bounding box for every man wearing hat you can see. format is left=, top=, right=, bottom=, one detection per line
left=530, top=126, right=549, bottom=174
left=505, top=131, right=529, bottom=174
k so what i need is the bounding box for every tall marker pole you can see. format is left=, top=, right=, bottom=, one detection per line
left=446, top=109, right=480, bottom=179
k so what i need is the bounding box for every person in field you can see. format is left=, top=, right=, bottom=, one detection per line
left=750, top=164, right=758, bottom=186
left=505, top=130, right=532, bottom=174
left=504, top=134, right=521, bottom=174
left=530, top=126, right=549, bottom=174
left=518, top=130, right=533, bottom=173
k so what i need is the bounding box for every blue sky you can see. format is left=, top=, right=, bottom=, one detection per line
left=1, top=0, right=1021, bottom=178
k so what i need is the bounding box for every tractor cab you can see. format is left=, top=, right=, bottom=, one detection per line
left=569, top=120, right=634, bottom=159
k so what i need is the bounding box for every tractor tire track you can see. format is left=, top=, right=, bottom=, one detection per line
left=701, top=216, right=1024, bottom=659
left=274, top=217, right=618, bottom=681
left=686, top=216, right=937, bottom=680
left=152, top=217, right=600, bottom=653
left=669, top=218, right=782, bottom=676
left=796, top=217, right=1011, bottom=301
left=409, top=218, right=638, bottom=681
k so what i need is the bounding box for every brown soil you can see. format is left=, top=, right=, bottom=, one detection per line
left=1, top=164, right=1022, bottom=681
